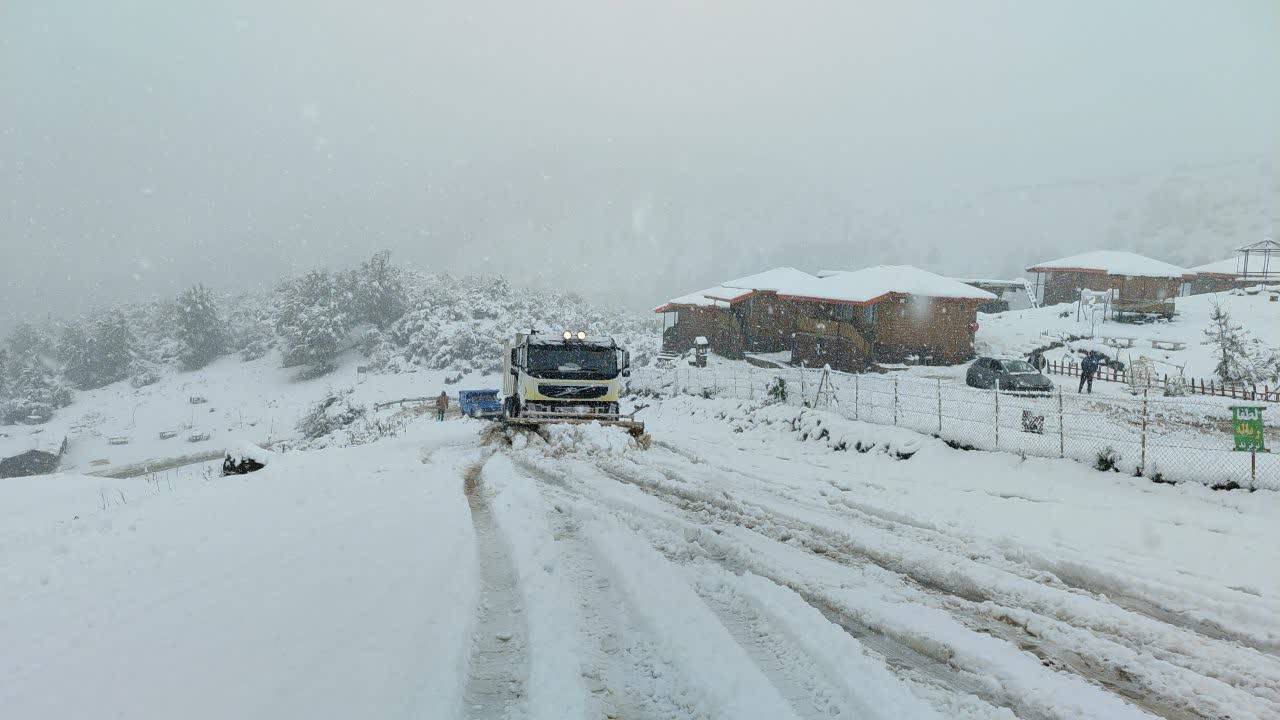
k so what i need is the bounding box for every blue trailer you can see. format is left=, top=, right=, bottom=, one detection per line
left=458, top=389, right=503, bottom=418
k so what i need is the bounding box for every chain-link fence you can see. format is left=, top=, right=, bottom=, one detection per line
left=629, top=366, right=1278, bottom=490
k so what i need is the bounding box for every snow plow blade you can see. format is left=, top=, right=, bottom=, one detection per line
left=503, top=414, right=647, bottom=438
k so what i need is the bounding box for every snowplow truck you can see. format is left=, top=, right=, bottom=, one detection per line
left=502, top=331, right=645, bottom=437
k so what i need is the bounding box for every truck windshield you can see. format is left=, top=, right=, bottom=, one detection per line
left=527, top=346, right=617, bottom=378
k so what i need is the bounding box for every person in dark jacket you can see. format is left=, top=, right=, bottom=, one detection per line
left=1078, top=352, right=1100, bottom=394
left=435, top=391, right=449, bottom=421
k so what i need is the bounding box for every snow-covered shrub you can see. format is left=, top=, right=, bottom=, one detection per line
left=297, top=388, right=366, bottom=442
left=1094, top=446, right=1121, bottom=472
left=128, top=360, right=162, bottom=388
left=766, top=376, right=788, bottom=404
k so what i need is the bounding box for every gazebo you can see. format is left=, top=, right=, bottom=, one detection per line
left=1187, top=238, right=1280, bottom=294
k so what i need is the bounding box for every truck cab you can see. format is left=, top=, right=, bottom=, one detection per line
left=502, top=331, right=631, bottom=420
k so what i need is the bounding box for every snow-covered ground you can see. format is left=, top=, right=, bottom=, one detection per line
left=3, top=390, right=1277, bottom=719
left=0, top=350, right=502, bottom=476
left=977, top=288, right=1280, bottom=383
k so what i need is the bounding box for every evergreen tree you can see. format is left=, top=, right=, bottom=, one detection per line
left=175, top=284, right=228, bottom=369
left=7, top=321, right=49, bottom=358
left=274, top=270, right=352, bottom=371
left=0, top=347, right=9, bottom=400
left=57, top=322, right=95, bottom=389
left=1202, top=302, right=1251, bottom=383
left=59, top=312, right=135, bottom=389
left=2, top=352, right=72, bottom=424
left=347, top=250, right=407, bottom=330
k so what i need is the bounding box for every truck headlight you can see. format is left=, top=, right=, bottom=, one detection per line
left=576, top=330, right=586, bottom=340
left=563, top=330, right=572, bottom=340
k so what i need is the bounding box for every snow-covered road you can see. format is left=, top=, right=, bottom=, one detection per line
left=3, top=397, right=1277, bottom=719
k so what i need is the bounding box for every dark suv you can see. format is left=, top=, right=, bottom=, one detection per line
left=967, top=357, right=1054, bottom=394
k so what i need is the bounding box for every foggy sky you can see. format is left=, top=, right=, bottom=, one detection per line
left=2, top=0, right=1277, bottom=329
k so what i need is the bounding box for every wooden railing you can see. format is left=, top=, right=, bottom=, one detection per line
left=1044, top=360, right=1279, bottom=403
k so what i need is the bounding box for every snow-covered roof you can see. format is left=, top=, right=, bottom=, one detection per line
left=0, top=425, right=68, bottom=459
left=1027, top=251, right=1192, bottom=279
left=653, top=285, right=752, bottom=313
left=779, top=265, right=997, bottom=305
left=721, top=267, right=817, bottom=292
left=1189, top=258, right=1242, bottom=277
left=1190, top=256, right=1280, bottom=278
left=952, top=277, right=1032, bottom=289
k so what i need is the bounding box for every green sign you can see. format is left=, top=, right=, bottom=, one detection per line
left=1231, top=406, right=1266, bottom=452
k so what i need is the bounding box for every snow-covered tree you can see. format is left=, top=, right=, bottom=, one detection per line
left=7, top=321, right=51, bottom=359
left=1, top=352, right=72, bottom=424
left=59, top=312, right=136, bottom=389
left=346, top=250, right=407, bottom=330
left=0, top=348, right=9, bottom=400
left=274, top=270, right=352, bottom=372
left=175, top=284, right=228, bottom=369
left=1202, top=302, right=1251, bottom=382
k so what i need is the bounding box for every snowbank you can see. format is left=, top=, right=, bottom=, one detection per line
left=541, top=421, right=639, bottom=457
left=0, top=423, right=480, bottom=719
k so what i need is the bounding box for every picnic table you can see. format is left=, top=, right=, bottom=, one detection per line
left=1150, top=339, right=1187, bottom=351
left=1101, top=336, right=1137, bottom=349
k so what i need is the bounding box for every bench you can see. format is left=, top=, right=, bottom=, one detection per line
left=1101, top=337, right=1137, bottom=349
left=1150, top=339, right=1186, bottom=351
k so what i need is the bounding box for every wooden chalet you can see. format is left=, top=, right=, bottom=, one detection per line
left=780, top=266, right=995, bottom=371
left=1026, top=251, right=1192, bottom=317
left=656, top=265, right=994, bottom=371
left=654, top=267, right=816, bottom=358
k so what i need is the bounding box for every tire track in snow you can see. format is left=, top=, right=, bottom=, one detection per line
left=512, top=453, right=1008, bottom=719
left=585, top=456, right=1270, bottom=720
left=654, top=442, right=1280, bottom=659
left=693, top=582, right=851, bottom=720
left=539, top=495, right=694, bottom=720
left=462, top=460, right=529, bottom=719
left=638, top=445, right=1280, bottom=711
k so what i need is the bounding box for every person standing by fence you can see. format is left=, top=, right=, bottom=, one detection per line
left=435, top=391, right=449, bottom=421
left=1079, top=353, right=1099, bottom=394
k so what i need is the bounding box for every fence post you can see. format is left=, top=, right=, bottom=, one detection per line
left=1057, top=389, right=1065, bottom=458
left=749, top=368, right=754, bottom=400
left=936, top=378, right=943, bottom=434
left=993, top=380, right=1000, bottom=448
left=893, top=377, right=899, bottom=425
left=1140, top=389, right=1148, bottom=475
left=854, top=374, right=860, bottom=420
